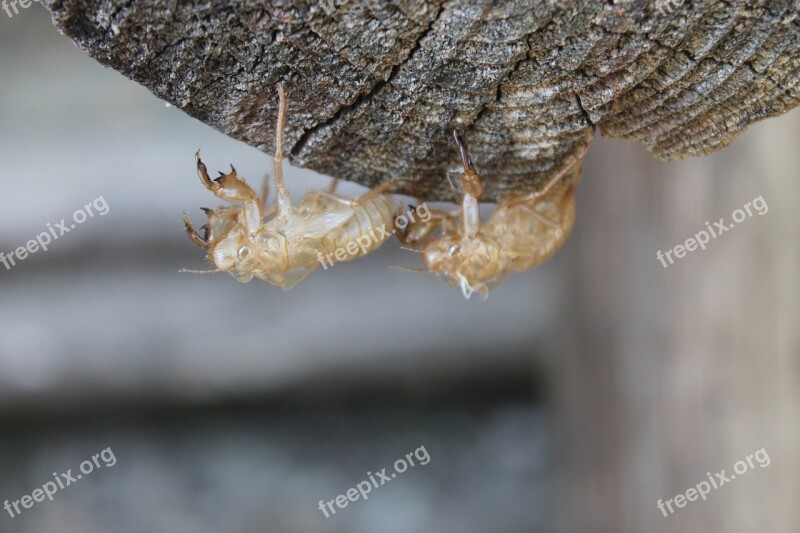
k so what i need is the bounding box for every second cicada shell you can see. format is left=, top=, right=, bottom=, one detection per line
left=396, top=130, right=589, bottom=299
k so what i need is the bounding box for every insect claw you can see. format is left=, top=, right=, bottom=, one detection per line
left=453, top=129, right=475, bottom=170
left=200, top=207, right=212, bottom=215
left=195, top=150, right=202, bottom=162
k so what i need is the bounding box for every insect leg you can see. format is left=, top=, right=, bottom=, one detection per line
left=182, top=213, right=210, bottom=247
left=195, top=150, right=221, bottom=195
left=501, top=141, right=589, bottom=209
left=258, top=174, right=270, bottom=213
left=273, top=84, right=292, bottom=216
left=353, top=179, right=394, bottom=206
left=516, top=204, right=561, bottom=228
left=195, top=151, right=259, bottom=204
left=452, top=130, right=484, bottom=199
left=452, top=130, right=482, bottom=238
left=394, top=205, right=455, bottom=245
left=326, top=178, right=339, bottom=194
left=262, top=203, right=278, bottom=219
left=315, top=192, right=356, bottom=207
left=394, top=204, right=421, bottom=245
left=315, top=179, right=394, bottom=208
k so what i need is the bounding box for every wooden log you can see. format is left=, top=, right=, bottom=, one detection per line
left=43, top=0, right=800, bottom=201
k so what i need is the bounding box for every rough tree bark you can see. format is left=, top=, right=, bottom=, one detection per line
left=44, top=0, right=799, bottom=201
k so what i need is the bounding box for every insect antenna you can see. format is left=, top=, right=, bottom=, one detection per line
left=445, top=168, right=461, bottom=191
left=389, top=264, right=436, bottom=275
left=399, top=246, right=425, bottom=254
left=178, top=268, right=224, bottom=275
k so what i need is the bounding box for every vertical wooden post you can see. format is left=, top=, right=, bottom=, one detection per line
left=553, top=113, right=800, bottom=532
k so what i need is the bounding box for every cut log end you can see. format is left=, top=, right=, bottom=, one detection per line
left=44, top=0, right=800, bottom=201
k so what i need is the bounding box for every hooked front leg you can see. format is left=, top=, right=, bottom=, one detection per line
left=196, top=150, right=259, bottom=204
left=195, top=151, right=262, bottom=237
left=182, top=212, right=210, bottom=248
left=183, top=206, right=241, bottom=248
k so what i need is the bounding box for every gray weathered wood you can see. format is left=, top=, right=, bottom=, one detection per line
left=554, top=116, right=800, bottom=533
left=44, top=0, right=800, bottom=201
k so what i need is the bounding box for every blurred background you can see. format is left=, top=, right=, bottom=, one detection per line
left=0, top=5, right=798, bottom=533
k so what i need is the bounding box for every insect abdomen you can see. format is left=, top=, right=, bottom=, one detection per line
left=487, top=191, right=576, bottom=272
left=323, top=196, right=395, bottom=259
